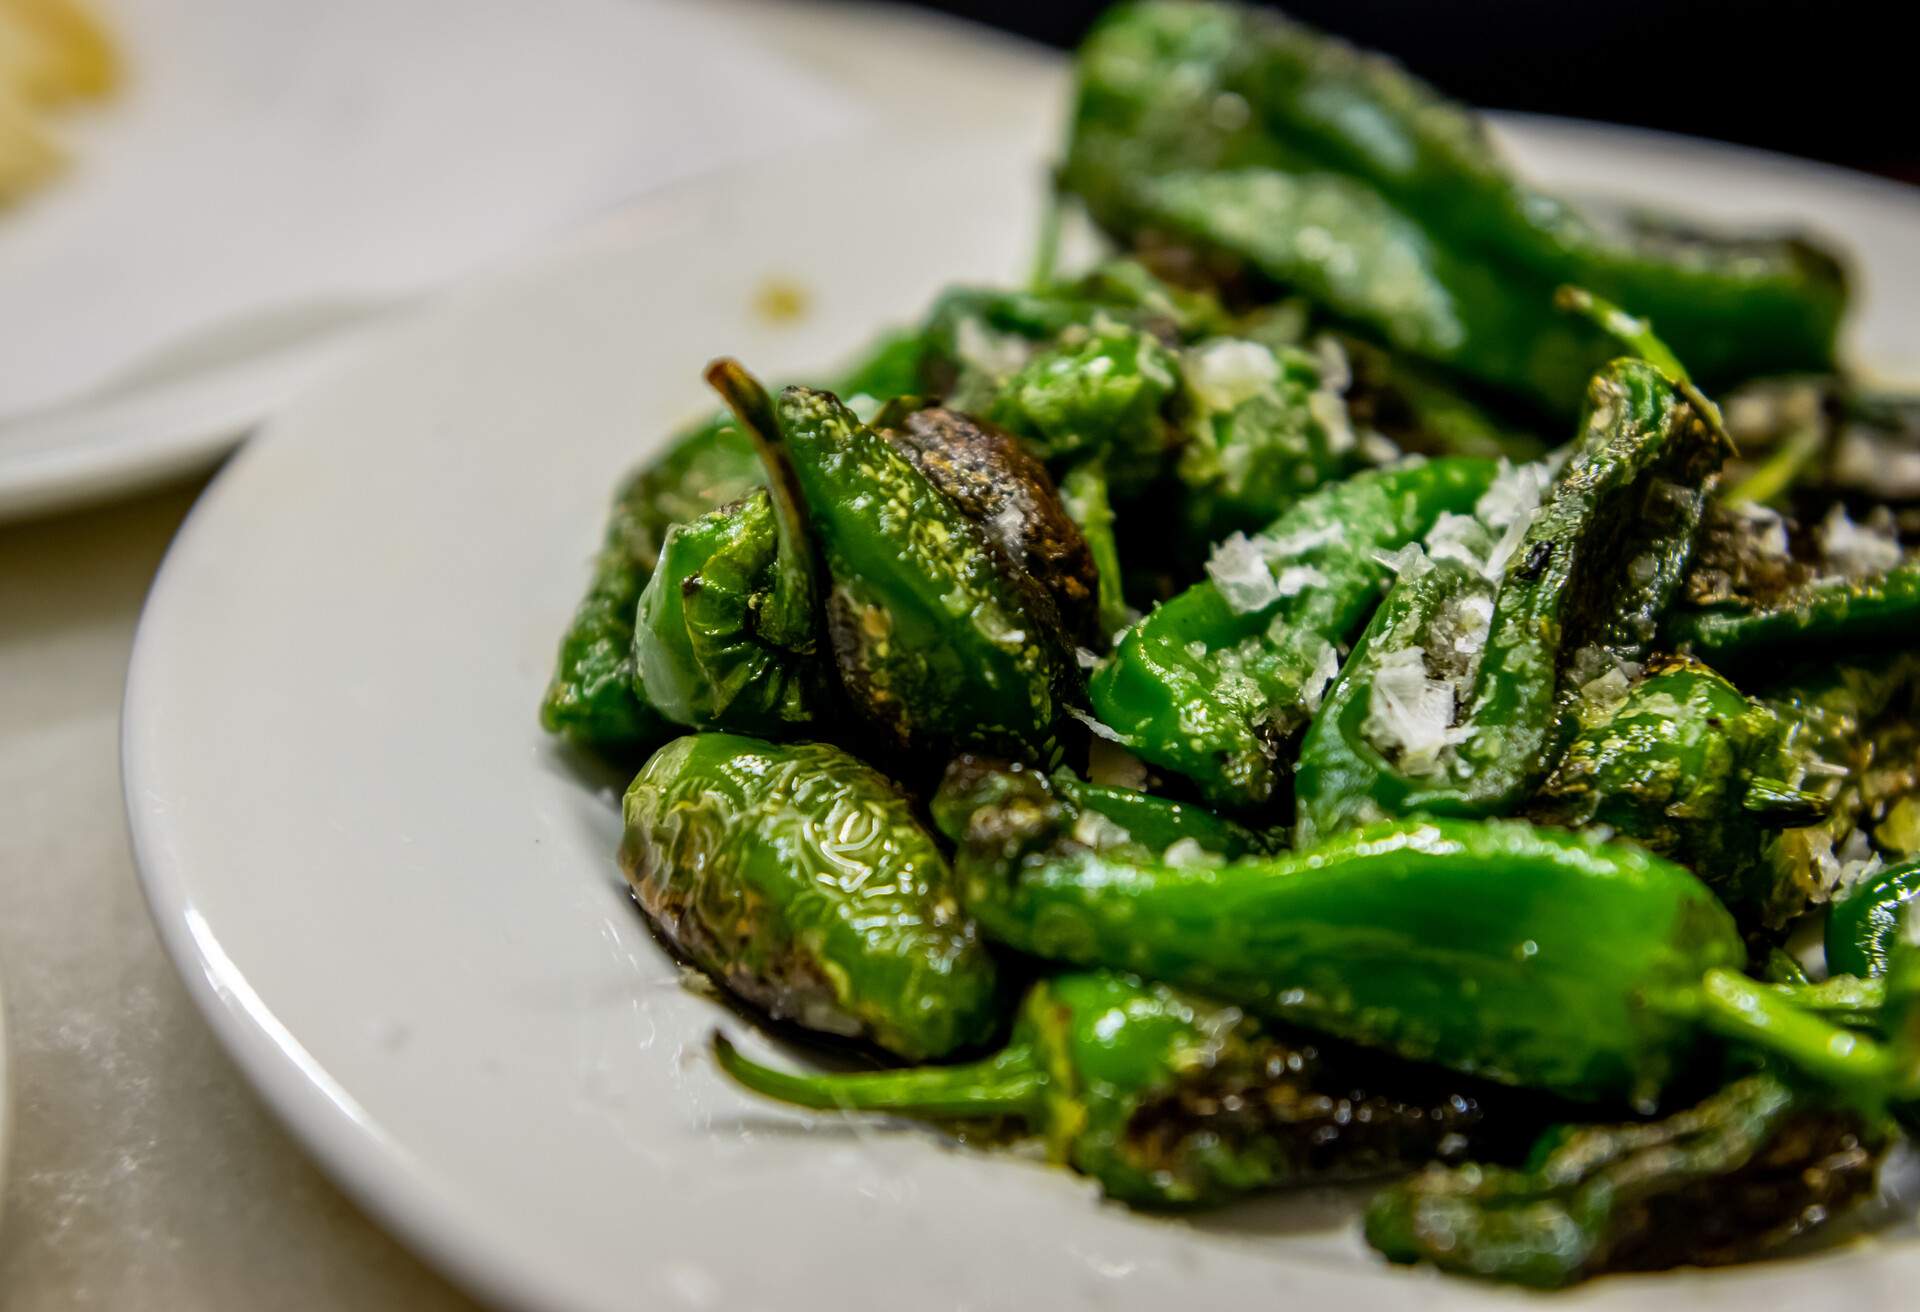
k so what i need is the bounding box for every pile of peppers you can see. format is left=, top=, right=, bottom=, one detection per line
left=543, top=1, right=1920, bottom=1289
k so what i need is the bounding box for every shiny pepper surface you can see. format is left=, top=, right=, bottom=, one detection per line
left=767, top=380, right=1081, bottom=761
left=1063, top=2, right=1845, bottom=403
left=952, top=810, right=1746, bottom=1106
left=620, top=734, right=1000, bottom=1061
left=1294, top=358, right=1725, bottom=842
left=717, top=969, right=1512, bottom=1208
left=1089, top=457, right=1497, bottom=809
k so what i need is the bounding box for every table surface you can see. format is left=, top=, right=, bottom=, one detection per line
left=0, top=4, right=1059, bottom=1307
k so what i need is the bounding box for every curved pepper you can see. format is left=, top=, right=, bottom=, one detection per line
left=631, top=490, right=825, bottom=734
left=1531, top=656, right=1830, bottom=929
left=1128, top=167, right=1612, bottom=413
left=1063, top=2, right=1845, bottom=395
left=620, top=733, right=1000, bottom=1060
left=717, top=969, right=1517, bottom=1208
left=1827, top=856, right=1920, bottom=979
left=1089, top=457, right=1498, bottom=809
left=1365, top=1072, right=1884, bottom=1288
left=1294, top=357, right=1725, bottom=841
left=953, top=811, right=1747, bottom=1104
left=1666, top=560, right=1920, bottom=660
left=880, top=404, right=1101, bottom=647
left=542, top=329, right=928, bottom=753
left=538, top=412, right=758, bottom=752
left=753, top=370, right=1082, bottom=761
left=1172, top=334, right=1368, bottom=545
left=948, top=796, right=1916, bottom=1110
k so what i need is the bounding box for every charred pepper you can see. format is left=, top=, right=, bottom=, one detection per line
left=945, top=792, right=1915, bottom=1109
left=1088, top=457, right=1498, bottom=809
left=1365, top=1072, right=1885, bottom=1287
left=1294, top=356, right=1725, bottom=842
left=717, top=969, right=1514, bottom=1208
left=744, top=365, right=1083, bottom=761
left=620, top=732, right=1000, bottom=1061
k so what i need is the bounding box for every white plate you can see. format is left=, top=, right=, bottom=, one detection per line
left=125, top=123, right=1920, bottom=1312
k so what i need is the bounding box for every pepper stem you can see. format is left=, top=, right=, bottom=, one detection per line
left=1695, top=968, right=1908, bottom=1109
left=1555, top=285, right=1727, bottom=438
left=706, top=358, right=818, bottom=653
left=713, top=1033, right=1046, bottom=1121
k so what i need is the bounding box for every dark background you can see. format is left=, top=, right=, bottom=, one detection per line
left=887, top=1, right=1914, bottom=181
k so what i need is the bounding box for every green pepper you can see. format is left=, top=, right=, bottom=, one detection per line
left=1126, top=167, right=1612, bottom=413
left=1063, top=2, right=1845, bottom=398
left=542, top=328, right=930, bottom=753
left=879, top=404, right=1101, bottom=647
left=539, top=413, right=758, bottom=752
left=1364, top=1072, right=1884, bottom=1288
left=931, top=753, right=1271, bottom=870
left=985, top=316, right=1180, bottom=494
left=946, top=794, right=1920, bottom=1108
left=1294, top=357, right=1725, bottom=842
left=620, top=733, right=1000, bottom=1060
left=631, top=490, right=825, bottom=734
left=1172, top=333, right=1368, bottom=544
left=1827, top=856, right=1920, bottom=978
left=716, top=969, right=1514, bottom=1208
left=952, top=810, right=1744, bottom=1104
left=1089, top=457, right=1498, bottom=809
left=1056, top=460, right=1132, bottom=640
left=1666, top=559, right=1920, bottom=660
left=1531, top=656, right=1830, bottom=928
left=745, top=369, right=1083, bottom=762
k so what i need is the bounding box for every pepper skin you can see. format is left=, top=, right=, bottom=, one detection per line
left=985, top=316, right=1180, bottom=495
left=1666, top=559, right=1920, bottom=660
left=1294, top=358, right=1725, bottom=841
left=1063, top=2, right=1846, bottom=401
left=1128, top=167, right=1612, bottom=413
left=716, top=969, right=1513, bottom=1208
left=931, top=753, right=1271, bottom=869
left=619, top=733, right=1000, bottom=1060
left=1173, top=334, right=1366, bottom=545
left=1531, top=656, right=1830, bottom=929
left=541, top=330, right=927, bottom=753
left=1827, top=856, right=1920, bottom=979
left=1089, top=458, right=1497, bottom=810
left=1364, top=1073, right=1884, bottom=1288
left=631, top=490, right=825, bottom=735
left=949, top=796, right=1750, bottom=1104
left=1056, top=459, right=1132, bottom=640
left=758, top=373, right=1082, bottom=761
left=880, top=404, right=1101, bottom=647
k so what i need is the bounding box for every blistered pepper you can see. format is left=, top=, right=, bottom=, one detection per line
left=1063, top=2, right=1845, bottom=401
left=542, top=330, right=926, bottom=753
left=747, top=367, right=1083, bottom=761
left=716, top=969, right=1516, bottom=1208
left=1531, top=656, right=1830, bottom=928
left=931, top=753, right=1271, bottom=869
left=620, top=733, right=1000, bottom=1060
left=1365, top=1073, right=1884, bottom=1287
left=1294, top=356, right=1725, bottom=842
left=944, top=791, right=1916, bottom=1110
left=1666, top=560, right=1920, bottom=660
left=1088, top=457, right=1498, bottom=809
left=1827, top=856, right=1920, bottom=979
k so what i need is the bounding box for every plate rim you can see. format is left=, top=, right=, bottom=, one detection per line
left=122, top=114, right=1920, bottom=1311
